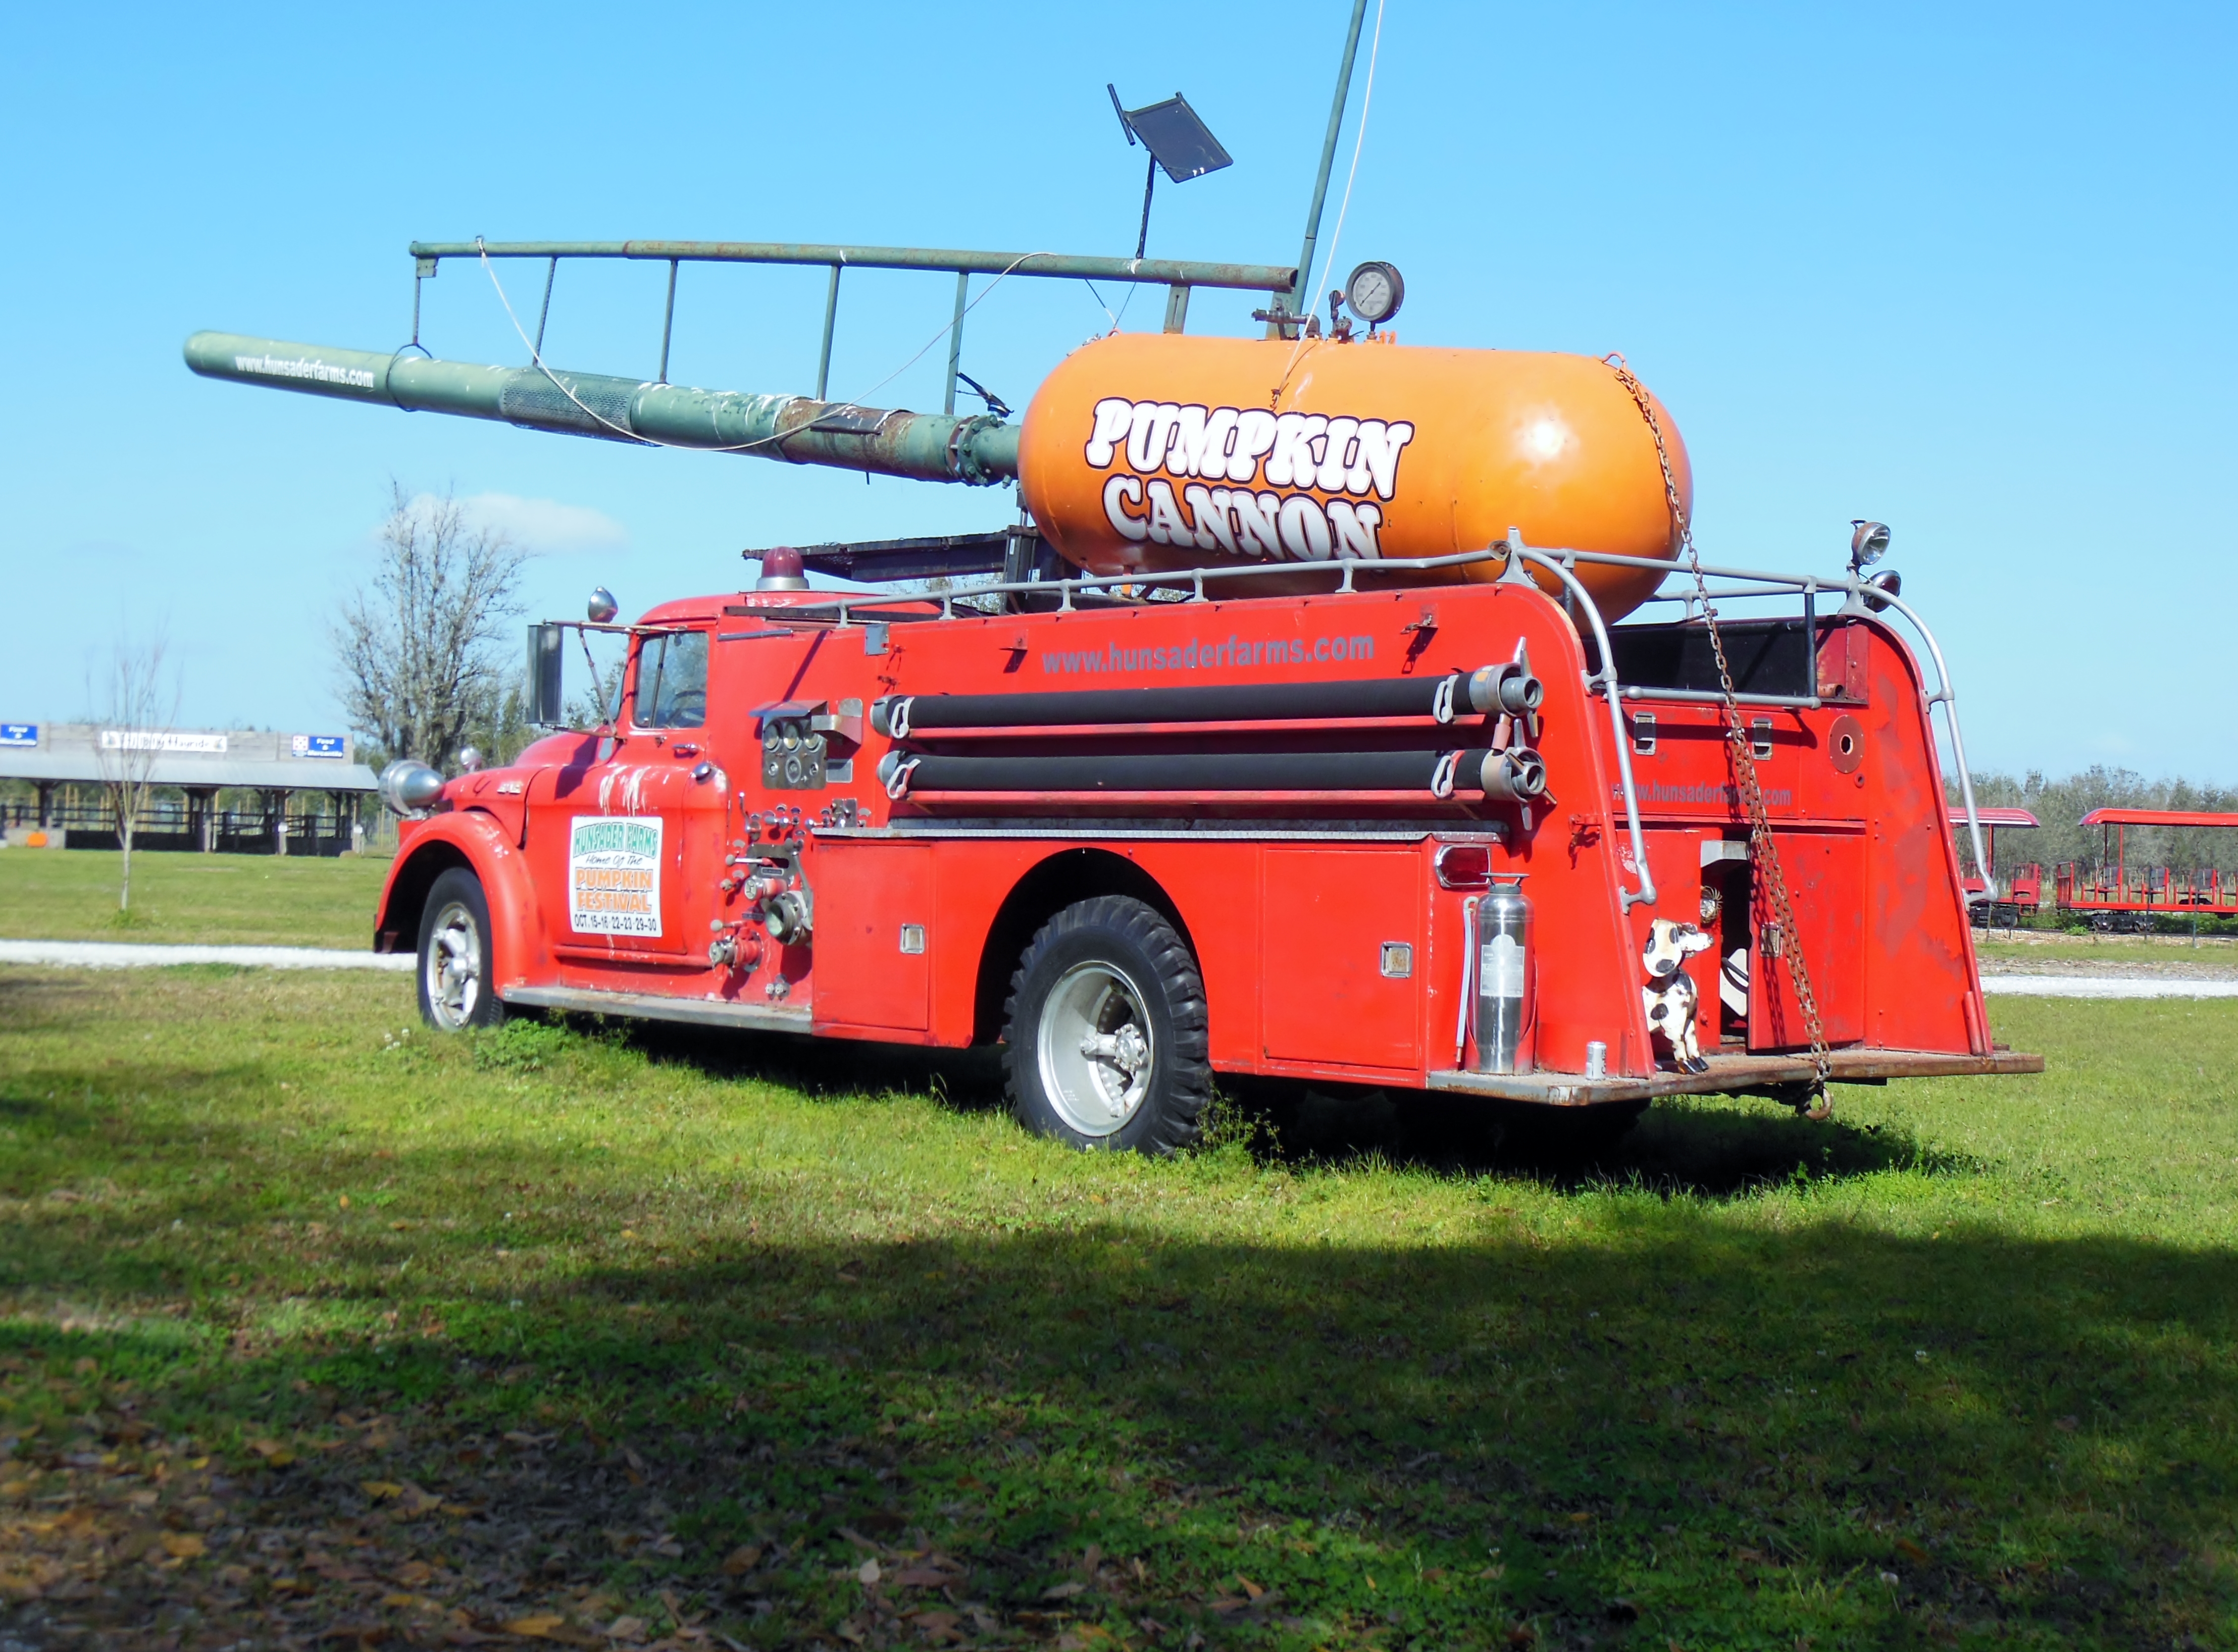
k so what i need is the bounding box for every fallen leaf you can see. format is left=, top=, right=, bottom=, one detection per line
left=858, top=1557, right=882, bottom=1585
left=1236, top=1574, right=1265, bottom=1600
left=160, top=1532, right=206, bottom=1559
left=1895, top=1537, right=1930, bottom=1564
left=908, top=1610, right=962, bottom=1643
left=501, top=1614, right=565, bottom=1638
left=604, top=1617, right=648, bottom=1643
left=1567, top=1511, right=1594, bottom=1524
left=394, top=1560, right=434, bottom=1587
left=1041, top=1580, right=1085, bottom=1600
left=339, top=1194, right=351, bottom=1210
left=891, top=1565, right=959, bottom=1588
left=362, top=1480, right=404, bottom=1500
left=721, top=1544, right=763, bottom=1575
left=248, top=1439, right=297, bottom=1468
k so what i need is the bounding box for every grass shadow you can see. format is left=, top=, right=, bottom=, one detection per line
left=5, top=1218, right=2232, bottom=1649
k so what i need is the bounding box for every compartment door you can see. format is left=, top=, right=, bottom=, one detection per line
left=525, top=759, right=701, bottom=960
left=1749, top=832, right=1866, bottom=1049
left=1261, top=848, right=1423, bottom=1074
left=811, top=841, right=934, bottom=1033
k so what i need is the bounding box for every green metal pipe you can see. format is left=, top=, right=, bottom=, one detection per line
left=1287, top=0, right=1373, bottom=322
left=407, top=239, right=1295, bottom=293
left=182, top=332, right=1018, bottom=486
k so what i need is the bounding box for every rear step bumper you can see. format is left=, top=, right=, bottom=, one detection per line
left=503, top=984, right=813, bottom=1034
left=1427, top=1047, right=2045, bottom=1107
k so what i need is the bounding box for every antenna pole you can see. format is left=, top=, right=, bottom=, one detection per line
left=1283, top=0, right=1371, bottom=329
left=1135, top=153, right=1158, bottom=261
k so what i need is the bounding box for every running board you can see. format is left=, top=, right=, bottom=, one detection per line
left=502, top=984, right=813, bottom=1034
left=1427, top=1047, right=2044, bottom=1107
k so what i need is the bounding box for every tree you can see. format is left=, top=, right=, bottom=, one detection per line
left=333, top=485, right=527, bottom=772
left=89, top=629, right=182, bottom=915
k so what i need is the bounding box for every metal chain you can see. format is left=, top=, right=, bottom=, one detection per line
left=1605, top=356, right=1834, bottom=1117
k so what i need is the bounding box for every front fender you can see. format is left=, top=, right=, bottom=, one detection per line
left=373, top=810, right=546, bottom=990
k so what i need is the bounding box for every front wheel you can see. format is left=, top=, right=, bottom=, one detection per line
left=417, top=867, right=506, bottom=1031
left=1003, top=895, right=1210, bottom=1154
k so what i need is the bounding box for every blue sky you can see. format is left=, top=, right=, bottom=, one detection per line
left=3, top=1, right=2231, bottom=780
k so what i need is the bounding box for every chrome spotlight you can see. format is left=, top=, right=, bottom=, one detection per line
left=1849, top=520, right=1891, bottom=571
left=587, top=586, right=619, bottom=624
left=377, top=759, right=446, bottom=818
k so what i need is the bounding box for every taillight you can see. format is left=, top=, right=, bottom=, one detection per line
left=1434, top=842, right=1492, bottom=890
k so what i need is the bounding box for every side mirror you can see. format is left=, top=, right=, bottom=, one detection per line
left=527, top=623, right=566, bottom=727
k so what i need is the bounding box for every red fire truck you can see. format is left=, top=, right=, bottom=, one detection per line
left=185, top=237, right=2040, bottom=1147
left=345, top=519, right=2035, bottom=1150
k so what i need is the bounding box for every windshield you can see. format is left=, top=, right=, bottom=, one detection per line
left=631, top=631, right=708, bottom=729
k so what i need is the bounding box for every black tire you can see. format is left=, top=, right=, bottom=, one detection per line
left=1002, top=895, right=1210, bottom=1154
left=416, top=867, right=507, bottom=1032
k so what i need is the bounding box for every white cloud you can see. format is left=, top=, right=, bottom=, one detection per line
left=407, top=491, right=631, bottom=556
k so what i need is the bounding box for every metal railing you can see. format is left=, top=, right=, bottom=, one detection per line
left=408, top=239, right=1297, bottom=408
left=722, top=535, right=1991, bottom=909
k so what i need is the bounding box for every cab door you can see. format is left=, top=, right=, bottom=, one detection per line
left=525, top=629, right=724, bottom=969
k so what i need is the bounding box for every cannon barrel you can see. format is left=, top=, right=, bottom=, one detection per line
left=181, top=331, right=1018, bottom=486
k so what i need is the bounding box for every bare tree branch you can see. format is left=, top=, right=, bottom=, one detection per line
left=331, top=484, right=528, bottom=771
left=89, top=629, right=183, bottom=914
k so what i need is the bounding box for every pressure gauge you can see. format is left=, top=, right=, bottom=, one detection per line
left=1344, top=260, right=1405, bottom=326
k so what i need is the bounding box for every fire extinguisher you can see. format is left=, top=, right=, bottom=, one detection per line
left=1475, top=876, right=1533, bottom=1075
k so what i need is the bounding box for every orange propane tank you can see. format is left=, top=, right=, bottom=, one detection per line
left=1017, top=332, right=1692, bottom=621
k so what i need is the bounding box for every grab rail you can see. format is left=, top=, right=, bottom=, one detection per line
left=1508, top=541, right=1656, bottom=912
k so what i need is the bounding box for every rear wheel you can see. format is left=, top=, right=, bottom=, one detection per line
left=1003, top=895, right=1209, bottom=1153
left=417, top=868, right=506, bottom=1031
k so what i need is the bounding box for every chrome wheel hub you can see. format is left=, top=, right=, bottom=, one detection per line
left=424, top=900, right=482, bottom=1030
left=1036, top=960, right=1155, bottom=1137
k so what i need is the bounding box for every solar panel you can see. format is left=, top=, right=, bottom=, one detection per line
left=1116, top=93, right=1232, bottom=184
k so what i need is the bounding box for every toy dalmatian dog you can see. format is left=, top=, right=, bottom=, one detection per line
left=1642, top=917, right=1717, bottom=1074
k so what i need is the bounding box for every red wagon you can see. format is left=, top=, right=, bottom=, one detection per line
left=2055, top=807, right=2238, bottom=932
left=1951, top=807, right=2041, bottom=928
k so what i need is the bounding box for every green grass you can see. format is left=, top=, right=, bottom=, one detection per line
left=2, top=970, right=2235, bottom=1650
left=0, top=849, right=389, bottom=948
left=1976, top=933, right=2238, bottom=969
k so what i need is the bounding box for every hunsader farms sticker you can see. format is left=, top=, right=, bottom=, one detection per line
left=568, top=816, right=663, bottom=937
